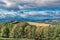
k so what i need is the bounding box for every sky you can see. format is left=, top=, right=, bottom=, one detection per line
left=0, top=0, right=60, bottom=21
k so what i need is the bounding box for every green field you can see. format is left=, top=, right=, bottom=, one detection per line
left=0, top=38, right=34, bottom=40
left=0, top=20, right=60, bottom=40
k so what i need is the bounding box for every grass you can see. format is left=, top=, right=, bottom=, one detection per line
left=0, top=38, right=34, bottom=40
left=0, top=20, right=60, bottom=40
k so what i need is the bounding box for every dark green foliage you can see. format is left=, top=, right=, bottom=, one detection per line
left=2, top=27, right=10, bottom=38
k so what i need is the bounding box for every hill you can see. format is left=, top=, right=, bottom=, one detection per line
left=0, top=20, right=60, bottom=40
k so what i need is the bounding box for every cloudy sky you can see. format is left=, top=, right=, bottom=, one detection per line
left=0, top=0, right=60, bottom=21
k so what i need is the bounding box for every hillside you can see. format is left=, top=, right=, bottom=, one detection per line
left=0, top=20, right=60, bottom=40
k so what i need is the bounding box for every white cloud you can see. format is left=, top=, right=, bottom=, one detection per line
left=0, top=0, right=60, bottom=9
left=0, top=9, right=17, bottom=18
left=0, top=0, right=17, bottom=8
left=18, top=11, right=49, bottom=18
left=0, top=9, right=60, bottom=20
left=0, top=14, right=6, bottom=18
left=18, top=11, right=60, bottom=18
